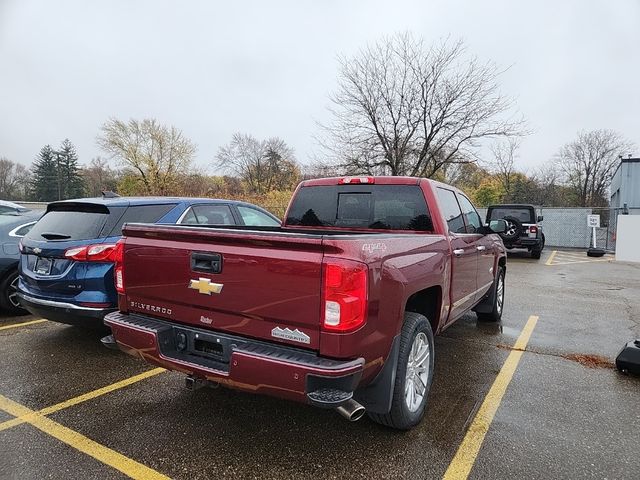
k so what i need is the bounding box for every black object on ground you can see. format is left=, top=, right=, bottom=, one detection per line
left=616, top=340, right=640, bottom=375
left=587, top=248, right=606, bottom=257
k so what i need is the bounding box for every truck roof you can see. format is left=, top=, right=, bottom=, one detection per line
left=301, top=176, right=421, bottom=187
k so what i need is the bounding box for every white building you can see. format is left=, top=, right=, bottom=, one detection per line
left=610, top=156, right=640, bottom=214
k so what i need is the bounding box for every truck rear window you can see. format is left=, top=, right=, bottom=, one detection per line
left=285, top=185, right=433, bottom=231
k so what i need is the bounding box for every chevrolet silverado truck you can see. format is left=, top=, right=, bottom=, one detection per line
left=103, top=176, right=508, bottom=430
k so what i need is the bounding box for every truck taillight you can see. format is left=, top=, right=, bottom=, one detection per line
left=64, top=244, right=118, bottom=262
left=321, top=259, right=368, bottom=332
left=114, top=240, right=125, bottom=294
left=338, top=176, right=375, bottom=185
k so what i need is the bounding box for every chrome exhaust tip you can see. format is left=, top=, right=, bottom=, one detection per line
left=335, top=399, right=366, bottom=422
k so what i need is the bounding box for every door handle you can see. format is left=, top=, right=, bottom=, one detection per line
left=191, top=252, right=223, bottom=274
left=453, top=249, right=465, bottom=257
left=477, top=246, right=486, bottom=251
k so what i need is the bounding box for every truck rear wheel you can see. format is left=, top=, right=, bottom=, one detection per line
left=368, top=312, right=434, bottom=430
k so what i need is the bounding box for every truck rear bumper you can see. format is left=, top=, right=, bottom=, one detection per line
left=104, top=311, right=364, bottom=407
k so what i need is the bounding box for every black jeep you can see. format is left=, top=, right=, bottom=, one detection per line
left=486, top=204, right=545, bottom=259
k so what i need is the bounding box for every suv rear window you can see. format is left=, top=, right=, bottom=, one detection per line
left=25, top=203, right=177, bottom=241
left=488, top=207, right=534, bottom=223
left=285, top=185, right=433, bottom=231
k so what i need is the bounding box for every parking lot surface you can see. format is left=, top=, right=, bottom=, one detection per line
left=1, top=250, right=639, bottom=479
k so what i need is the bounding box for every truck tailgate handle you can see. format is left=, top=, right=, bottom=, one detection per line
left=453, top=249, right=465, bottom=257
left=191, top=252, right=223, bottom=274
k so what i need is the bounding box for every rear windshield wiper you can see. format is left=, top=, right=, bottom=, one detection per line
left=40, top=232, right=71, bottom=240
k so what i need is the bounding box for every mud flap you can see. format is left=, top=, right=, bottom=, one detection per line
left=473, top=275, right=497, bottom=314
left=353, top=335, right=400, bottom=414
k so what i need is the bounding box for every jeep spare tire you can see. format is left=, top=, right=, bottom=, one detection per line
left=499, top=216, right=522, bottom=241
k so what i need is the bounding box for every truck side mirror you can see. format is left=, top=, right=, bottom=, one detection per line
left=537, top=215, right=544, bottom=222
left=489, top=219, right=507, bottom=234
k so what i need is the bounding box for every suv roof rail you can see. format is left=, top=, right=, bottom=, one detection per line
left=101, top=191, right=121, bottom=199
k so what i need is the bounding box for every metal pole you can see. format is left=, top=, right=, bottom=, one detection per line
left=592, top=226, right=597, bottom=248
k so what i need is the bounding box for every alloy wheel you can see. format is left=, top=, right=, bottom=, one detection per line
left=8, top=275, right=20, bottom=309
left=404, top=332, right=430, bottom=412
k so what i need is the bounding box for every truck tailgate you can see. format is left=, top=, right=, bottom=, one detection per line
left=121, top=224, right=324, bottom=350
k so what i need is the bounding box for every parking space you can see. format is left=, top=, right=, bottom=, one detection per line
left=1, top=251, right=639, bottom=479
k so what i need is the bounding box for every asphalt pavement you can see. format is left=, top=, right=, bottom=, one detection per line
left=1, top=249, right=638, bottom=479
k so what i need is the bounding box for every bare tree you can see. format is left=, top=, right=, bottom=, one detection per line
left=0, top=157, right=30, bottom=200
left=97, top=118, right=196, bottom=195
left=319, top=33, right=524, bottom=177
left=489, top=138, right=520, bottom=201
left=81, top=157, right=119, bottom=197
left=556, top=130, right=633, bottom=206
left=216, top=134, right=300, bottom=194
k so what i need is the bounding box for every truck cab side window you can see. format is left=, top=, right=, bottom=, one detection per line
left=436, top=188, right=465, bottom=234
left=456, top=194, right=482, bottom=233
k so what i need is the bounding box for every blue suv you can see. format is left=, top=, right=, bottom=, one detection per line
left=18, top=196, right=280, bottom=327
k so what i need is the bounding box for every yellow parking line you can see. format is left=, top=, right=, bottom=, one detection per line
left=545, top=250, right=557, bottom=266
left=443, top=315, right=539, bottom=480
left=0, top=367, right=165, bottom=432
left=552, top=259, right=611, bottom=265
left=0, top=319, right=47, bottom=331
left=0, top=394, right=169, bottom=480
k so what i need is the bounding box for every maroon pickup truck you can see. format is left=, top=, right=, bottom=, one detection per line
left=103, top=176, right=507, bottom=430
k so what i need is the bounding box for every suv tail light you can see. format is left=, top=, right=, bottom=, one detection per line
left=321, top=258, right=368, bottom=332
left=528, top=226, right=538, bottom=234
left=64, top=244, right=118, bottom=262
left=114, top=240, right=125, bottom=294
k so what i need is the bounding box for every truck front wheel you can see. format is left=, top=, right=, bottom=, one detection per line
left=368, top=312, right=434, bottom=430
left=477, top=267, right=505, bottom=322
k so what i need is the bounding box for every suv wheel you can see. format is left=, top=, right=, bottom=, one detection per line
left=0, top=270, right=27, bottom=315
left=477, top=267, right=505, bottom=322
left=368, top=312, right=434, bottom=430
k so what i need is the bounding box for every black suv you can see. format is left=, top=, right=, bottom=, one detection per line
left=486, top=204, right=545, bottom=259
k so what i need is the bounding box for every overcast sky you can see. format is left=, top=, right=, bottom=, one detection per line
left=1, top=0, right=638, bottom=174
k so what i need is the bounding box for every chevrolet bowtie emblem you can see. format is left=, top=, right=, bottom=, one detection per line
left=189, top=278, right=223, bottom=295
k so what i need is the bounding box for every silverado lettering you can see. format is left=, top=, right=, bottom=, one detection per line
left=129, top=301, right=172, bottom=315
left=104, top=176, right=507, bottom=430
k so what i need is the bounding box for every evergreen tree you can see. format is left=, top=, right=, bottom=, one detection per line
left=30, top=145, right=59, bottom=201
left=58, top=139, right=86, bottom=199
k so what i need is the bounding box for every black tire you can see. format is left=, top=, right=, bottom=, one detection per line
left=477, top=267, right=505, bottom=322
left=531, top=249, right=541, bottom=259
left=368, top=312, right=435, bottom=430
left=0, top=270, right=27, bottom=315
left=587, top=248, right=606, bottom=258
left=499, top=216, right=522, bottom=242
